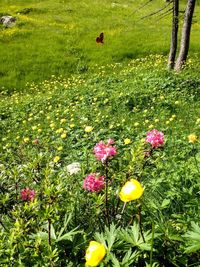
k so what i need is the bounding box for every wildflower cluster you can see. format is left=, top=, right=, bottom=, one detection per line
left=93, top=139, right=117, bottom=163
left=83, top=173, right=105, bottom=192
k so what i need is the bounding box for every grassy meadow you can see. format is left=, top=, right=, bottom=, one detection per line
left=0, top=0, right=200, bottom=266
left=0, top=0, right=200, bottom=91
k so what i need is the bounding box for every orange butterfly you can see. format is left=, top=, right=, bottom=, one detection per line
left=96, top=32, right=104, bottom=44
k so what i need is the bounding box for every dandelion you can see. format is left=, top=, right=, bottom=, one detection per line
left=85, top=126, right=93, bottom=133
left=94, top=139, right=117, bottom=163
left=85, top=241, right=106, bottom=267
left=145, top=129, right=164, bottom=149
left=83, top=173, right=105, bottom=192
left=188, top=134, right=198, bottom=143
left=20, top=188, right=35, bottom=201
left=119, top=179, right=144, bottom=202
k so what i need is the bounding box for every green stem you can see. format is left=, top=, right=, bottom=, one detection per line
left=105, top=161, right=110, bottom=226
left=48, top=218, right=51, bottom=246
left=138, top=203, right=145, bottom=243
left=150, top=221, right=155, bottom=267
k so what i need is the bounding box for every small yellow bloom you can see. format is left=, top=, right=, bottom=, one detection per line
left=119, top=179, right=144, bottom=202
left=32, top=126, right=37, bottom=131
left=124, top=138, right=131, bottom=145
left=70, top=124, right=75, bottom=128
left=56, top=128, right=64, bottom=134
left=60, top=118, right=67, bottom=124
left=196, top=118, right=200, bottom=123
left=50, top=123, right=55, bottom=128
left=85, top=126, right=93, bottom=133
left=188, top=134, right=198, bottom=143
left=85, top=241, right=106, bottom=267
left=61, top=133, right=67, bottom=139
left=24, top=137, right=30, bottom=143
left=57, top=146, right=63, bottom=151
left=53, top=156, right=60, bottom=163
left=148, top=124, right=154, bottom=129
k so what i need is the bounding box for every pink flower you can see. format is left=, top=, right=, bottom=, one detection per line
left=146, top=129, right=164, bottom=149
left=94, top=139, right=117, bottom=163
left=20, top=188, right=36, bottom=201
left=83, top=173, right=105, bottom=192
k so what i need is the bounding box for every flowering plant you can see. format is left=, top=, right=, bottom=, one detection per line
left=94, top=139, right=117, bottom=163
left=83, top=173, right=105, bottom=192
left=145, top=129, right=164, bottom=149
left=20, top=188, right=36, bottom=201
left=85, top=241, right=106, bottom=266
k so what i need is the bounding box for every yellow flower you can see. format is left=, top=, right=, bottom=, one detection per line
left=85, top=241, right=106, bottom=267
left=188, top=134, right=198, bottom=143
left=196, top=118, right=200, bottom=123
left=124, top=138, right=131, bottom=145
left=32, top=126, right=37, bottom=131
left=119, top=179, right=144, bottom=202
left=53, top=156, right=60, bottom=163
left=60, top=118, right=67, bottom=124
left=57, top=146, right=63, bottom=151
left=70, top=124, right=75, bottom=128
left=61, top=133, right=67, bottom=139
left=85, top=126, right=93, bottom=133
left=24, top=137, right=30, bottom=143
left=56, top=128, right=64, bottom=134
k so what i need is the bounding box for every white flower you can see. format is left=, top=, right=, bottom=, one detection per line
left=67, top=162, right=81, bottom=175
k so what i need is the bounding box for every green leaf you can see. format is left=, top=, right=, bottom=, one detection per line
left=161, top=199, right=171, bottom=208
left=184, top=222, right=200, bottom=253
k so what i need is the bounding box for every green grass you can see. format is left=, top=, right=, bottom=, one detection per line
left=0, top=1, right=200, bottom=265
left=0, top=0, right=200, bottom=91
left=0, top=56, right=200, bottom=265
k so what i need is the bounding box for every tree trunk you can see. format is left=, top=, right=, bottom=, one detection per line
left=168, top=0, right=179, bottom=70
left=175, top=0, right=196, bottom=71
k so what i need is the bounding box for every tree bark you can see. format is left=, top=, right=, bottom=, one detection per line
left=168, top=0, right=179, bottom=69
left=175, top=0, right=196, bottom=71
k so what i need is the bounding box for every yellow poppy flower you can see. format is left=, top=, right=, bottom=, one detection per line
left=85, top=241, right=106, bottom=267
left=119, top=179, right=144, bottom=202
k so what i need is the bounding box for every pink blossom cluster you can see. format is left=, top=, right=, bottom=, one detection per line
left=83, top=173, right=105, bottom=192
left=94, top=139, right=117, bottom=163
left=145, top=129, right=164, bottom=149
left=20, top=188, right=36, bottom=201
